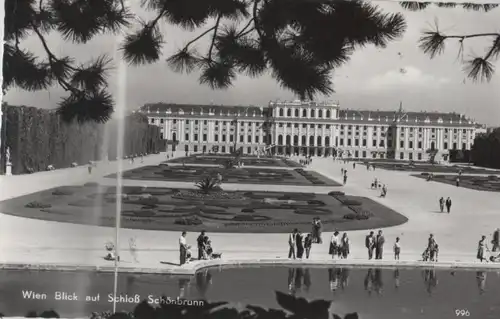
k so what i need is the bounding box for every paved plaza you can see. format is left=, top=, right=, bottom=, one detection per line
left=1, top=154, right=499, bottom=272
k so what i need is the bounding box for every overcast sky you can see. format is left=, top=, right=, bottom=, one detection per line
left=4, top=0, right=500, bottom=125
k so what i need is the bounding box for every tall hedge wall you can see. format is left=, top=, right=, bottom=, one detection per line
left=471, top=129, right=500, bottom=169
left=2, top=104, right=163, bottom=175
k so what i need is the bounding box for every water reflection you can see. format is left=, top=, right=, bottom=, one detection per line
left=476, top=271, right=486, bottom=295
left=195, top=269, right=212, bottom=297
left=422, top=269, right=438, bottom=295
left=188, top=266, right=491, bottom=302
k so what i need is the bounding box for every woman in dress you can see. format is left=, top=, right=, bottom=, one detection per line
left=477, top=235, right=490, bottom=262
left=316, top=218, right=323, bottom=244
left=304, top=233, right=313, bottom=259
left=341, top=233, right=350, bottom=259
left=311, top=218, right=318, bottom=243
left=296, top=231, right=304, bottom=259
left=329, top=231, right=340, bottom=259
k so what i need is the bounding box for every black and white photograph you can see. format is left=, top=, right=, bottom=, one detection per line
left=1, top=0, right=500, bottom=318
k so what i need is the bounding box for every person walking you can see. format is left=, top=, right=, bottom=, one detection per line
left=329, top=231, right=340, bottom=259
left=365, top=231, right=375, bottom=260
left=353, top=163, right=356, bottom=169
left=343, top=173, right=348, bottom=185
left=492, top=228, right=500, bottom=252
left=375, top=230, right=385, bottom=259
left=439, top=197, right=445, bottom=213
left=394, top=237, right=401, bottom=260
left=445, top=197, right=452, bottom=213
left=296, top=230, right=304, bottom=259
left=477, top=235, right=490, bottom=263
left=179, top=231, right=188, bottom=265
left=197, top=231, right=207, bottom=260
left=456, top=177, right=460, bottom=187
left=304, top=234, right=313, bottom=259
left=288, top=229, right=297, bottom=259
left=341, top=233, right=350, bottom=259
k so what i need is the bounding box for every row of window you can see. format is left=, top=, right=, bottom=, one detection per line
left=170, top=133, right=262, bottom=143
left=277, top=108, right=332, bottom=118
left=340, top=125, right=471, bottom=134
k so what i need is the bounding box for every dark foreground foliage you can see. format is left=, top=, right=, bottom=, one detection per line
left=13, top=292, right=358, bottom=319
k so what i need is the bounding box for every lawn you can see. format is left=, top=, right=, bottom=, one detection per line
left=106, top=166, right=340, bottom=186
left=370, top=162, right=500, bottom=175
left=0, top=185, right=408, bottom=233
left=167, top=155, right=302, bottom=168
left=412, top=174, right=500, bottom=192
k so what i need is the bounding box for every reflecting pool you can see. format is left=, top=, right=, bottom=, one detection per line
left=0, top=266, right=499, bottom=319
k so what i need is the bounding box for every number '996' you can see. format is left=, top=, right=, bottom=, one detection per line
left=455, top=309, right=470, bottom=316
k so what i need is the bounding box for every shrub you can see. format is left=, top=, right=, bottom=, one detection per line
left=137, top=197, right=159, bottom=206
left=328, top=191, right=345, bottom=196
left=341, top=200, right=362, bottom=206
left=488, top=175, right=498, bottom=180
left=25, top=201, right=51, bottom=209
left=232, top=215, right=270, bottom=221
left=243, top=192, right=254, bottom=197
left=294, top=208, right=331, bottom=215
left=52, top=189, right=74, bottom=196
left=343, top=213, right=369, bottom=220
left=307, top=200, right=325, bottom=206
left=421, top=172, right=429, bottom=176
left=312, top=181, right=325, bottom=185
left=174, top=217, right=203, bottom=225
left=71, top=162, right=78, bottom=167
left=84, top=182, right=100, bottom=187
left=241, top=208, right=255, bottom=213
left=123, top=210, right=156, bottom=218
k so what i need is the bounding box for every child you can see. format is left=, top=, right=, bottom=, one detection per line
left=422, top=248, right=430, bottom=261
left=394, top=237, right=401, bottom=260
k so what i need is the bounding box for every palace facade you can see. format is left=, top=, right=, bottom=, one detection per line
left=140, top=100, right=481, bottom=161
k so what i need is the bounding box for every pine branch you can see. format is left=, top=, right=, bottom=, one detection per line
left=184, top=26, right=216, bottom=50
left=208, top=15, right=222, bottom=61
left=30, top=22, right=78, bottom=93
left=252, top=0, right=263, bottom=39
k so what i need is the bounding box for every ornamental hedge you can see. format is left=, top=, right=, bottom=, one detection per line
left=2, top=104, right=163, bottom=175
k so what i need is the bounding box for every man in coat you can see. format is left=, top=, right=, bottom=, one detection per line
left=375, top=230, right=385, bottom=259
left=365, top=231, right=375, bottom=260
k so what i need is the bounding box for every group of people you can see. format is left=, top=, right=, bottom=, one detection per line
left=340, top=168, right=348, bottom=185
left=365, top=230, right=388, bottom=260
left=438, top=197, right=453, bottom=213
left=299, top=157, right=313, bottom=165
left=179, top=231, right=219, bottom=265
left=288, top=229, right=313, bottom=259
left=329, top=231, right=350, bottom=259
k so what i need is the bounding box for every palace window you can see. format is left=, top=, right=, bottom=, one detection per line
left=372, top=140, right=376, bottom=147
left=311, top=110, right=315, bottom=117
left=255, top=136, right=259, bottom=143
left=173, top=119, right=177, bottom=124
left=302, top=124, right=307, bottom=128
left=295, top=109, right=299, bottom=117
left=318, top=110, right=323, bottom=118
left=248, top=135, right=252, bottom=143
left=203, top=134, right=207, bottom=141
left=279, top=108, right=284, bottom=116
left=409, top=141, right=413, bottom=149
left=355, top=139, right=359, bottom=146
left=400, top=152, right=404, bottom=159
left=380, top=140, right=385, bottom=147
left=418, top=153, right=422, bottom=160
left=400, top=141, right=404, bottom=148
left=204, top=120, right=208, bottom=125
left=287, top=123, right=291, bottom=128
left=230, top=135, right=234, bottom=142
left=287, top=109, right=292, bottom=117
left=347, top=140, right=351, bottom=146
left=362, top=140, right=367, bottom=147
left=215, top=135, right=219, bottom=142
left=240, top=135, right=244, bottom=142
left=444, top=142, right=448, bottom=149
left=185, top=133, right=189, bottom=140
left=302, top=109, right=307, bottom=117
left=194, top=134, right=198, bottom=141
left=195, top=120, right=198, bottom=125
left=222, top=135, right=226, bottom=142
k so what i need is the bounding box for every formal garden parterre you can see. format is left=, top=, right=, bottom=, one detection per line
left=412, top=174, right=500, bottom=192
left=0, top=183, right=407, bottom=233
left=367, top=162, right=500, bottom=175
left=106, top=165, right=340, bottom=186
left=166, top=154, right=303, bottom=168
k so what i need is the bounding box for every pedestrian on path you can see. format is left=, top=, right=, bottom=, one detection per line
left=394, top=237, right=401, bottom=260
left=304, top=234, right=313, bottom=259
left=375, top=230, right=385, bottom=259
left=340, top=233, right=350, bottom=259
left=380, top=184, right=387, bottom=198
left=353, top=163, right=356, bottom=169
left=329, top=231, right=341, bottom=259
left=341, top=168, right=344, bottom=176
left=439, top=197, right=444, bottom=213
left=456, top=177, right=460, bottom=187
left=426, top=234, right=438, bottom=262
left=197, top=231, right=208, bottom=260
left=343, top=173, right=348, bottom=185
left=288, top=229, right=297, bottom=259
left=129, top=237, right=138, bottom=263
left=445, top=197, right=452, bottom=213
left=477, top=235, right=491, bottom=262
left=296, top=230, right=304, bottom=259
left=365, top=231, right=375, bottom=260
left=179, top=231, right=188, bottom=265
left=492, top=228, right=500, bottom=252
